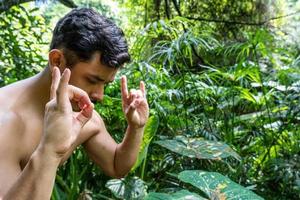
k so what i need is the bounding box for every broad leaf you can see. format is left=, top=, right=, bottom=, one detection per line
left=155, top=136, right=240, bottom=161
left=105, top=176, right=147, bottom=200
left=145, top=190, right=207, bottom=200
left=178, top=170, right=264, bottom=200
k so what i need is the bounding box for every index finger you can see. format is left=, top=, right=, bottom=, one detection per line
left=50, top=67, right=61, bottom=100
left=140, top=81, right=146, bottom=98
left=68, top=85, right=92, bottom=109
left=56, top=68, right=71, bottom=109
left=121, top=75, right=129, bottom=101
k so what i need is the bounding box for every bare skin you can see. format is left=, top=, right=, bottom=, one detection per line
left=2, top=67, right=94, bottom=200
left=0, top=50, right=149, bottom=198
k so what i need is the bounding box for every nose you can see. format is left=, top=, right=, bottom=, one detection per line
left=90, top=85, right=104, bottom=102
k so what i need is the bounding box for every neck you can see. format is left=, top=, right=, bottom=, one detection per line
left=29, top=67, right=52, bottom=113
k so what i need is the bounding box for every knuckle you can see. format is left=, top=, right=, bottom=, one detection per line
left=45, top=101, right=52, bottom=108
left=45, top=101, right=55, bottom=111
left=137, top=90, right=143, bottom=96
left=83, top=90, right=89, bottom=97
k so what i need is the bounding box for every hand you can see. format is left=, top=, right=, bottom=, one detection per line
left=40, top=67, right=93, bottom=158
left=121, top=76, right=149, bottom=129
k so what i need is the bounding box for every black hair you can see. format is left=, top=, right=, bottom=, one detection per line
left=50, top=8, right=130, bottom=68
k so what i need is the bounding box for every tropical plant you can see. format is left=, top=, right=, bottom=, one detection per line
left=1, top=1, right=300, bottom=199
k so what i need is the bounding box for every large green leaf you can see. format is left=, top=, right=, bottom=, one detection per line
left=132, top=115, right=159, bottom=171
left=105, top=176, right=147, bottom=200
left=145, top=190, right=207, bottom=200
left=178, top=170, right=264, bottom=200
left=155, top=136, right=240, bottom=161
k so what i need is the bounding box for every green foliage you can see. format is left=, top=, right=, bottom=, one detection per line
left=105, top=176, right=148, bottom=200
left=145, top=170, right=264, bottom=200
left=178, top=170, right=263, bottom=200
left=123, top=11, right=299, bottom=199
left=132, top=115, right=159, bottom=177
left=155, top=136, right=241, bottom=161
left=1, top=1, right=300, bottom=200
left=0, top=4, right=48, bottom=86
left=145, top=190, right=206, bottom=200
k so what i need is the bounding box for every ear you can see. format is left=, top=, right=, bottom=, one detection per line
left=48, top=49, right=67, bottom=74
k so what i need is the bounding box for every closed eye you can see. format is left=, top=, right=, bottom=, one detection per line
left=86, top=78, right=99, bottom=84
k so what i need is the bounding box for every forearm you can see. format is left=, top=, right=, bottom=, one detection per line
left=3, top=146, right=60, bottom=200
left=114, top=125, right=144, bottom=177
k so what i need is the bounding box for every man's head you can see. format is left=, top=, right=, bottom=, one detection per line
left=48, top=8, right=130, bottom=102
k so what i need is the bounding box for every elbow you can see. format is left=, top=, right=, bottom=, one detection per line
left=111, top=174, right=126, bottom=179
left=115, top=171, right=129, bottom=179
left=107, top=163, right=130, bottom=178
left=108, top=169, right=128, bottom=179
left=110, top=156, right=131, bottom=178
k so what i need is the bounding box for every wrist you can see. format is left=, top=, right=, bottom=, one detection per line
left=35, top=144, right=62, bottom=165
left=127, top=124, right=145, bottom=134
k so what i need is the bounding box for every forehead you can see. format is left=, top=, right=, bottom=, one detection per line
left=72, top=52, right=119, bottom=79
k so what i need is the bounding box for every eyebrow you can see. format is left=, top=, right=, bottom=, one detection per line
left=88, top=75, right=114, bottom=84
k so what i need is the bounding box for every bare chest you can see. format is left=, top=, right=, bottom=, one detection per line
left=19, top=116, right=94, bottom=169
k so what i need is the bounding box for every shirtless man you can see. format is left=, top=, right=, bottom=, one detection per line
left=0, top=8, right=149, bottom=199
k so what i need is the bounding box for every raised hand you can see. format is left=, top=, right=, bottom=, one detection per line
left=41, top=67, right=93, bottom=157
left=121, top=76, right=149, bottom=129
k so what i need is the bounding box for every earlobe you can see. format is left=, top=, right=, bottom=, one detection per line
left=48, top=49, right=66, bottom=73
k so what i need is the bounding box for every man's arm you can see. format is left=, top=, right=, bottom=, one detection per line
left=2, top=147, right=60, bottom=200
left=0, top=67, right=93, bottom=199
left=84, top=76, right=149, bottom=178
left=83, top=113, right=144, bottom=178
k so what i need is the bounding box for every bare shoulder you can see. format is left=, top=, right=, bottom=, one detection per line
left=0, top=110, right=25, bottom=133
left=0, top=110, right=26, bottom=148
left=0, top=81, right=25, bottom=108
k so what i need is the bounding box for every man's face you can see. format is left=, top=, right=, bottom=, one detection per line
left=68, top=52, right=118, bottom=103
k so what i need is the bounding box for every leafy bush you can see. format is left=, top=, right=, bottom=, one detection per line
left=1, top=2, right=299, bottom=200
left=0, top=5, right=48, bottom=86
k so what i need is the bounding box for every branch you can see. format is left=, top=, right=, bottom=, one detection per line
left=171, top=0, right=205, bottom=65
left=185, top=11, right=300, bottom=26
left=58, top=0, right=77, bottom=8
left=0, top=0, right=32, bottom=13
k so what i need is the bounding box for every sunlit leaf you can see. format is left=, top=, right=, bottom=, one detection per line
left=178, top=170, right=264, bottom=200
left=155, top=136, right=240, bottom=161
left=145, top=190, right=207, bottom=200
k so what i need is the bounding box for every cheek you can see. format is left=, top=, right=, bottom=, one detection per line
left=69, top=74, right=80, bottom=86
left=69, top=76, right=91, bottom=94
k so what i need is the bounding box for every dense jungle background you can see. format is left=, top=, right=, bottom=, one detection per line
left=0, top=0, right=300, bottom=199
